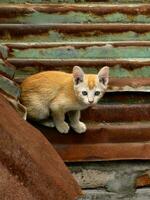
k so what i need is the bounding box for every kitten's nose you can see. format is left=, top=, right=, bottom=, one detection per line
left=89, top=100, right=94, bottom=104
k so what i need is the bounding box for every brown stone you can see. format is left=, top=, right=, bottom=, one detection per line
left=136, top=174, right=150, bottom=188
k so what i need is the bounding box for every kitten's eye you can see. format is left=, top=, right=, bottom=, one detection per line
left=95, top=91, right=100, bottom=96
left=82, top=91, right=88, bottom=96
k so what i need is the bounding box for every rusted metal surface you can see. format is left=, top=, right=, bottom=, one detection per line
left=8, top=58, right=150, bottom=69
left=0, top=41, right=149, bottom=91
left=32, top=122, right=150, bottom=162
left=1, top=23, right=150, bottom=32
left=1, top=24, right=150, bottom=42
left=15, top=76, right=150, bottom=92
left=0, top=161, right=36, bottom=200
left=81, top=104, right=150, bottom=122
left=1, top=4, right=150, bottom=24
left=30, top=116, right=150, bottom=161
left=0, top=94, right=82, bottom=199
left=108, top=77, right=150, bottom=92
left=6, top=44, right=150, bottom=60
left=5, top=41, right=150, bottom=49
left=1, top=4, right=150, bottom=15
left=0, top=1, right=150, bottom=164
left=100, top=92, right=150, bottom=104
left=5, top=58, right=150, bottom=91
left=0, top=0, right=150, bottom=3
left=35, top=122, right=150, bottom=144
left=57, top=142, right=150, bottom=161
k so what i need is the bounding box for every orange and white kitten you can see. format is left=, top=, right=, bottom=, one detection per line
left=20, top=66, right=109, bottom=134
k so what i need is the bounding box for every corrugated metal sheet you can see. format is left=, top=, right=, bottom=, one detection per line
left=0, top=94, right=82, bottom=199
left=0, top=2, right=150, bottom=162
left=0, top=4, right=149, bottom=92
left=2, top=24, right=150, bottom=42
left=1, top=4, right=150, bottom=24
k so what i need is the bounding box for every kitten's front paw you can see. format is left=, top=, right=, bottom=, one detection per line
left=72, top=122, right=87, bottom=134
left=56, top=122, right=70, bottom=134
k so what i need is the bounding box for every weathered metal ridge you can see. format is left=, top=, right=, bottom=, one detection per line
left=7, top=59, right=150, bottom=91
left=42, top=122, right=150, bottom=144
left=8, top=58, right=150, bottom=69
left=1, top=23, right=150, bottom=32
left=108, top=77, right=150, bottom=92
left=2, top=3, right=150, bottom=27
left=0, top=75, right=20, bottom=99
left=4, top=43, right=150, bottom=60
left=56, top=142, right=150, bottom=162
left=1, top=23, right=150, bottom=42
left=100, top=92, right=150, bottom=104
left=81, top=104, right=150, bottom=122
left=0, top=4, right=150, bottom=15
left=4, top=41, right=150, bottom=49
left=15, top=78, right=150, bottom=92
left=33, top=122, right=150, bottom=162
left=0, top=0, right=150, bottom=4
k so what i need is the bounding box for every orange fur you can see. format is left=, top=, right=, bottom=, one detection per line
left=20, top=66, right=109, bottom=134
left=86, top=75, right=96, bottom=90
left=21, top=71, right=98, bottom=108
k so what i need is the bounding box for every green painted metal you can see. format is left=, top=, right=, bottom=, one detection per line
left=1, top=24, right=150, bottom=42
left=9, top=12, right=150, bottom=24
left=7, top=42, right=150, bottom=78
left=0, top=45, right=8, bottom=60
left=0, top=63, right=15, bottom=78
left=0, top=76, right=20, bottom=98
left=13, top=65, right=150, bottom=79
left=15, top=66, right=40, bottom=80
left=110, top=66, right=150, bottom=78
left=10, top=46, right=150, bottom=59
left=1, top=31, right=150, bottom=42
left=3, top=57, right=149, bottom=86
left=3, top=11, right=144, bottom=24
left=0, top=3, right=149, bottom=92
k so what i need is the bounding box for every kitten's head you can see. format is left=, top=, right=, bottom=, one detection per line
left=73, top=66, right=109, bottom=106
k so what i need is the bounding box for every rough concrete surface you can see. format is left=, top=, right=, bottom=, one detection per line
left=69, top=161, right=150, bottom=199
left=78, top=189, right=150, bottom=200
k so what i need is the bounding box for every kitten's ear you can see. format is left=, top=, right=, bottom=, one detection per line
left=98, top=66, right=109, bottom=86
left=73, top=66, right=84, bottom=85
